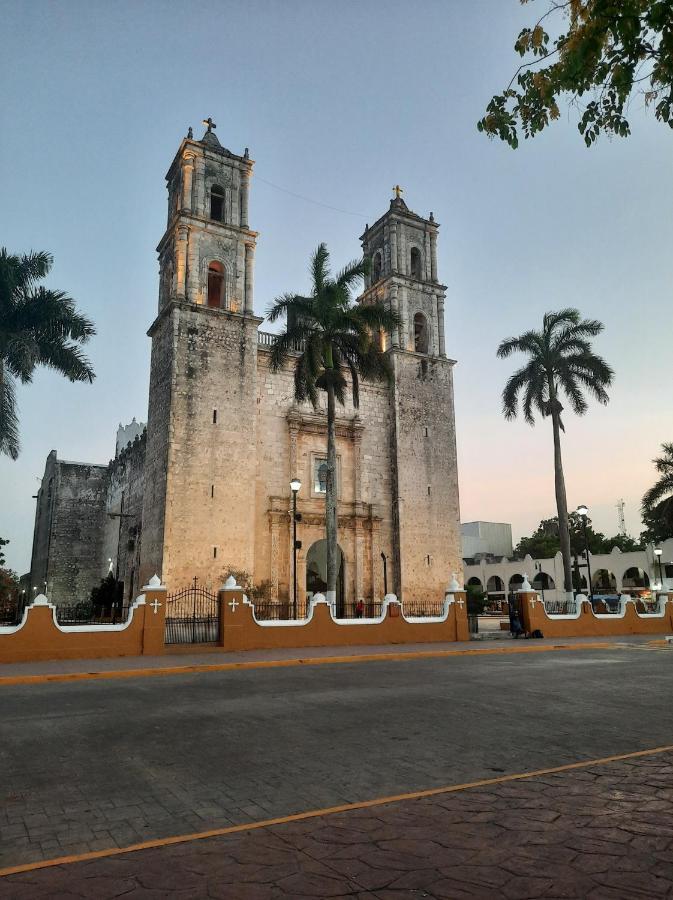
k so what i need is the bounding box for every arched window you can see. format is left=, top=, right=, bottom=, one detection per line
left=207, top=261, right=225, bottom=308
left=414, top=312, right=429, bottom=354
left=410, top=247, right=422, bottom=279
left=210, top=185, right=225, bottom=221
left=372, top=252, right=382, bottom=283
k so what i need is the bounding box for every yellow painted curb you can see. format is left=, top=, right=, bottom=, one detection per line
left=1, top=742, right=672, bottom=878
left=0, top=641, right=616, bottom=686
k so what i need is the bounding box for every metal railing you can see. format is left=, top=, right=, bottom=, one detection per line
left=402, top=600, right=446, bottom=618
left=338, top=601, right=384, bottom=619
left=55, top=603, right=133, bottom=625
left=253, top=602, right=295, bottom=621
left=544, top=599, right=578, bottom=616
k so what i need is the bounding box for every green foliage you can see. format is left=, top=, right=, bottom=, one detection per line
left=0, top=536, right=8, bottom=567
left=222, top=568, right=272, bottom=603
left=641, top=442, right=673, bottom=542
left=479, top=1, right=673, bottom=147
left=497, top=308, right=613, bottom=429
left=266, top=243, right=400, bottom=410
left=0, top=248, right=95, bottom=459
left=640, top=503, right=673, bottom=544
left=466, top=582, right=488, bottom=615
left=515, top=514, right=643, bottom=558
left=90, top=572, right=121, bottom=606
left=0, top=568, right=19, bottom=603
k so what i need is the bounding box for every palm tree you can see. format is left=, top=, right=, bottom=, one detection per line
left=0, top=249, right=95, bottom=459
left=267, top=243, right=399, bottom=606
left=497, top=309, right=613, bottom=596
left=642, top=443, right=673, bottom=539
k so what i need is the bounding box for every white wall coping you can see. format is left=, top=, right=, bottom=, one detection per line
left=0, top=593, right=148, bottom=636
left=251, top=595, right=453, bottom=628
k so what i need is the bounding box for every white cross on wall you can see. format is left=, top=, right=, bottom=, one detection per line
left=150, top=599, right=162, bottom=614
left=457, top=598, right=465, bottom=608
left=229, top=598, right=239, bottom=612
left=530, top=596, right=537, bottom=607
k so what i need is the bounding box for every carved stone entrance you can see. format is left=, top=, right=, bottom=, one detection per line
left=306, top=540, right=345, bottom=614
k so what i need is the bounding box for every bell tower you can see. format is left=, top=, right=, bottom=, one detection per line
left=359, top=189, right=461, bottom=601
left=157, top=117, right=257, bottom=314
left=140, top=120, right=262, bottom=590
left=359, top=186, right=446, bottom=358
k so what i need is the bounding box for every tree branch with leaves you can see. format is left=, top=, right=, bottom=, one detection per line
left=479, top=0, right=673, bottom=147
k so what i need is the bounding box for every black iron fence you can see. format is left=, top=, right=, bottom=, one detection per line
left=164, top=583, right=219, bottom=644
left=253, top=602, right=294, bottom=621
left=338, top=601, right=384, bottom=619
left=55, top=603, right=133, bottom=625
left=402, top=600, right=446, bottom=618
left=544, top=599, right=578, bottom=616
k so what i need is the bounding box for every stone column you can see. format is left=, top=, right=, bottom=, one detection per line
left=353, top=428, right=362, bottom=503
left=176, top=225, right=189, bottom=299
left=270, top=518, right=280, bottom=601
left=370, top=519, right=379, bottom=601
left=244, top=242, right=255, bottom=313
left=181, top=155, right=195, bottom=212
left=437, top=295, right=446, bottom=357
left=355, top=522, right=364, bottom=602
left=240, top=168, right=251, bottom=228
left=390, top=284, right=400, bottom=348
left=396, top=222, right=402, bottom=271
left=398, top=285, right=408, bottom=350
left=194, top=156, right=205, bottom=216
left=424, top=228, right=432, bottom=281
left=390, top=221, right=398, bottom=274
left=430, top=231, right=438, bottom=282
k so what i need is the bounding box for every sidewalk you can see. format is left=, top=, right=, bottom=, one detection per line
left=0, top=633, right=659, bottom=682
left=4, top=747, right=673, bottom=898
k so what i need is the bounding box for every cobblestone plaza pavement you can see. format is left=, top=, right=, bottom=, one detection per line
left=2, top=641, right=673, bottom=897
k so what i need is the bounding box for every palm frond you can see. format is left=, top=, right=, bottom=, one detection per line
left=310, top=244, right=330, bottom=295
left=265, top=293, right=314, bottom=324
left=0, top=366, right=19, bottom=460
left=542, top=308, right=580, bottom=335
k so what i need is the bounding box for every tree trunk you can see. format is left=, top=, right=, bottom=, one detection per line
left=325, top=382, right=338, bottom=606
left=551, top=408, right=573, bottom=595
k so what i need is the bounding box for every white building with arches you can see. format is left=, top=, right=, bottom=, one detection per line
left=463, top=538, right=673, bottom=603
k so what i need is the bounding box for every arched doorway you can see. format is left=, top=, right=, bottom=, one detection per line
left=306, top=540, right=345, bottom=613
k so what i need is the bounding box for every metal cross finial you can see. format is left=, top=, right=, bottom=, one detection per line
left=203, top=117, right=217, bottom=133
left=392, top=184, right=403, bottom=199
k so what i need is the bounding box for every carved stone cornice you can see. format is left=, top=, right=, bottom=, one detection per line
left=286, top=408, right=363, bottom=440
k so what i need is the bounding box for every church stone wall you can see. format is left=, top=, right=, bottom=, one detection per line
left=392, top=353, right=462, bottom=601
left=41, top=460, right=109, bottom=604
left=143, top=304, right=260, bottom=591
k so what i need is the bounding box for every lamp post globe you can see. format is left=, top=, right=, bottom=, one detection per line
left=290, top=478, right=301, bottom=494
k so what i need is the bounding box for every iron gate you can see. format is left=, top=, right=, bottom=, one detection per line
left=164, top=579, right=219, bottom=644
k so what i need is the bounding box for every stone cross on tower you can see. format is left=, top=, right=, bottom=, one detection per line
left=392, top=184, right=404, bottom=199
left=202, top=117, right=217, bottom=133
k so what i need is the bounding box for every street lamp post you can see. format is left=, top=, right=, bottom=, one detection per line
left=290, top=479, right=301, bottom=619
left=576, top=505, right=593, bottom=601
left=654, top=547, right=664, bottom=591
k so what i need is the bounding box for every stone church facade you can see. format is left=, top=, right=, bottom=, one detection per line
left=29, top=123, right=462, bottom=607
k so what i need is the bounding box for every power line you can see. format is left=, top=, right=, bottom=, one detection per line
left=255, top=175, right=370, bottom=220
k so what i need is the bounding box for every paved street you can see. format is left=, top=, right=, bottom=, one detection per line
left=3, top=749, right=673, bottom=898
left=1, top=643, right=673, bottom=896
